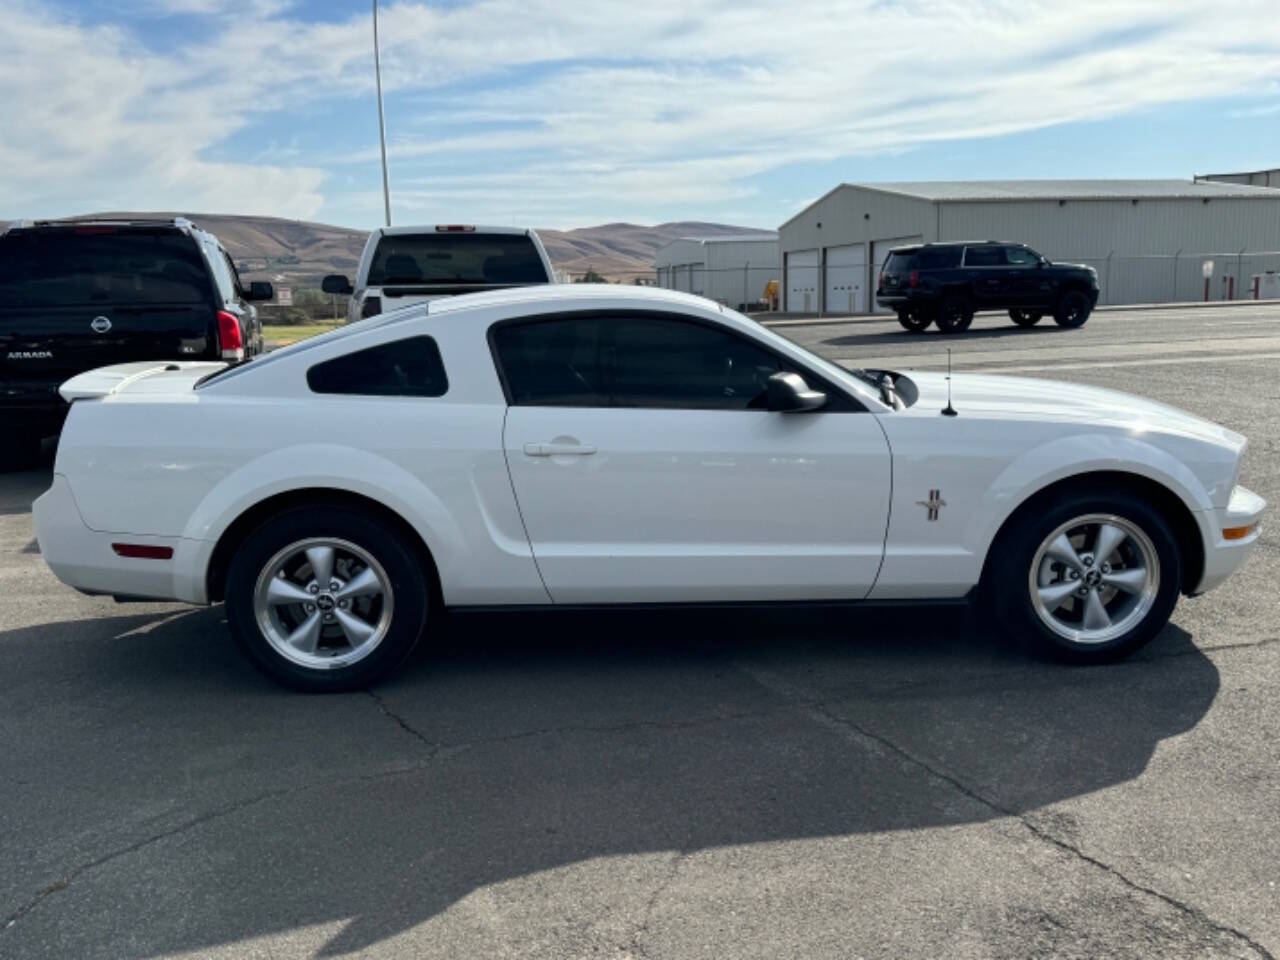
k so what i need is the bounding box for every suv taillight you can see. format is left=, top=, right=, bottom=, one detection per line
left=878, top=269, right=884, bottom=289
left=361, top=295, right=382, bottom=319
left=217, top=310, right=244, bottom=362
left=908, top=270, right=920, bottom=288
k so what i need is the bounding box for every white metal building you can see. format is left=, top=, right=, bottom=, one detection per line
left=1199, top=167, right=1280, bottom=188
left=777, top=180, right=1280, bottom=312
left=654, top=235, right=779, bottom=309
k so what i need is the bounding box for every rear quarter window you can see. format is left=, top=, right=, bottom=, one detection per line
left=915, top=248, right=963, bottom=269
left=307, top=336, right=448, bottom=397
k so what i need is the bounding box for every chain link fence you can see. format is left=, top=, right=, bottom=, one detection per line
left=587, top=249, right=1280, bottom=314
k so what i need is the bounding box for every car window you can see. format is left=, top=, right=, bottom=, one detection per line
left=222, top=250, right=246, bottom=297
left=915, top=247, right=963, bottom=269
left=490, top=316, right=609, bottom=406
left=307, top=336, right=448, bottom=397
left=367, top=234, right=547, bottom=286
left=492, top=314, right=793, bottom=411
left=1003, top=246, right=1040, bottom=267
left=204, top=240, right=237, bottom=304
left=963, top=246, right=1006, bottom=267
left=0, top=229, right=212, bottom=307
left=882, top=251, right=916, bottom=273
left=610, top=316, right=783, bottom=410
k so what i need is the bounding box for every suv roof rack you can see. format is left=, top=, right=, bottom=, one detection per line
left=27, top=216, right=197, bottom=231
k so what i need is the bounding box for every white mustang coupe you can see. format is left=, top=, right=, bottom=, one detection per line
left=36, top=286, right=1263, bottom=691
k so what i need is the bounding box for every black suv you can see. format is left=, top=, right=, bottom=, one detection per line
left=0, top=218, right=271, bottom=468
left=876, top=241, right=1099, bottom=334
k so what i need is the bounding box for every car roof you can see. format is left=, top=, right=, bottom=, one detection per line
left=374, top=225, right=534, bottom=238
left=426, top=282, right=718, bottom=316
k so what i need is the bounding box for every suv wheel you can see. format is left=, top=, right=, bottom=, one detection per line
left=990, top=490, right=1180, bottom=663
left=935, top=297, right=973, bottom=334
left=1009, top=309, right=1042, bottom=327
left=1053, top=291, right=1092, bottom=328
left=225, top=506, right=430, bottom=692
left=896, top=307, right=932, bottom=332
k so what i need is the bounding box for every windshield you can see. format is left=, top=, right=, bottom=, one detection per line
left=0, top=229, right=212, bottom=308
left=367, top=234, right=547, bottom=286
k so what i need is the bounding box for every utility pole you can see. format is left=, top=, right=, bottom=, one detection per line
left=373, top=0, right=392, bottom=227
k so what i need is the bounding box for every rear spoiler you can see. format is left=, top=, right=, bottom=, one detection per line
left=60, top=361, right=226, bottom=402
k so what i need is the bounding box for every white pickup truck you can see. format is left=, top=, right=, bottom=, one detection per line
left=322, top=224, right=556, bottom=323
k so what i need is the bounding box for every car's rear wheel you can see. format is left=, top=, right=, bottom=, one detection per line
left=896, top=307, right=932, bottom=332
left=225, top=506, right=429, bottom=691
left=991, top=490, right=1181, bottom=663
left=1009, top=309, right=1042, bottom=327
left=1053, top=290, right=1092, bottom=328
left=935, top=297, right=973, bottom=334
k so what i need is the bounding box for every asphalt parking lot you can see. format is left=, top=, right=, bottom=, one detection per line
left=2, top=303, right=1277, bottom=959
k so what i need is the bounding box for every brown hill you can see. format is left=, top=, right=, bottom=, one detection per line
left=65, top=213, right=772, bottom=283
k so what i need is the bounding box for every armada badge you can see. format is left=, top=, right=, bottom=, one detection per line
left=90, top=316, right=112, bottom=334
left=917, top=489, right=946, bottom=521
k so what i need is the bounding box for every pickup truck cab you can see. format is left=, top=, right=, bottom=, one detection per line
left=0, top=217, right=271, bottom=469
left=323, top=225, right=556, bottom=323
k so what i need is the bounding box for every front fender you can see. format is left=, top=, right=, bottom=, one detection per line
left=970, top=432, right=1214, bottom=559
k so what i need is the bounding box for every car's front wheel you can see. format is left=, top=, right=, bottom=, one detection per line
left=896, top=307, right=932, bottom=332
left=1009, top=309, right=1042, bottom=327
left=1053, top=290, right=1092, bottom=328
left=991, top=490, right=1181, bottom=663
left=225, top=506, right=430, bottom=691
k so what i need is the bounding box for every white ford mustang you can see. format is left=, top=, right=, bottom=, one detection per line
left=35, top=286, right=1264, bottom=690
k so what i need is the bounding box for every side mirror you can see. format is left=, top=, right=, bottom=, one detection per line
left=322, top=274, right=354, bottom=295
left=766, top=371, right=827, bottom=413
left=247, top=281, right=274, bottom=301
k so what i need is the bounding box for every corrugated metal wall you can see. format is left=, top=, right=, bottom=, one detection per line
left=937, top=197, right=1280, bottom=304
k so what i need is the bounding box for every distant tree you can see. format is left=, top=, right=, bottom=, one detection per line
left=575, top=268, right=608, bottom=283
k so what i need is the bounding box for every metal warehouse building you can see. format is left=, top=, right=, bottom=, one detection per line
left=654, top=234, right=778, bottom=310
left=778, top=180, right=1280, bottom=313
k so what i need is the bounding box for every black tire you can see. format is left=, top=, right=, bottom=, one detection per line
left=1009, top=309, right=1043, bottom=327
left=935, top=296, right=973, bottom=334
left=225, top=505, right=430, bottom=692
left=1053, top=290, right=1092, bottom=328
left=0, top=433, right=44, bottom=472
left=989, top=488, right=1181, bottom=664
left=896, top=307, right=932, bottom=332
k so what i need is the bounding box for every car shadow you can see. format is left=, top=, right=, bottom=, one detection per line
left=0, top=604, right=1217, bottom=957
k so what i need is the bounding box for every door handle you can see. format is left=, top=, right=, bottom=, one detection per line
left=523, top=442, right=598, bottom=457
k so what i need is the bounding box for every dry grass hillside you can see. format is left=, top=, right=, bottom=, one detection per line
left=65, top=212, right=771, bottom=283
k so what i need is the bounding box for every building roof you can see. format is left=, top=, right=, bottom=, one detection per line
left=846, top=179, right=1280, bottom=202
left=673, top=233, right=778, bottom=245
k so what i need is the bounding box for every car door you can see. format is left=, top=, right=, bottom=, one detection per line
left=1002, top=245, right=1050, bottom=308
left=494, top=311, right=892, bottom=604
left=962, top=244, right=1008, bottom=306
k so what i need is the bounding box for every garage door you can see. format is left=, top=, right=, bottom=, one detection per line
left=691, top=266, right=706, bottom=297
left=672, top=264, right=692, bottom=293
left=872, top=236, right=923, bottom=313
left=824, top=243, right=866, bottom=315
left=785, top=249, right=819, bottom=312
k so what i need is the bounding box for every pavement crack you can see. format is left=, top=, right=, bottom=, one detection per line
left=736, top=662, right=1276, bottom=960
left=1, top=764, right=432, bottom=937
left=366, top=690, right=442, bottom=755
left=626, top=849, right=687, bottom=959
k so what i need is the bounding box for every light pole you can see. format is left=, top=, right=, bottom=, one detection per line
left=373, top=0, right=392, bottom=226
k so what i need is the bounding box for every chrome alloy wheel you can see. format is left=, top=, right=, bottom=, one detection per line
left=253, top=537, right=394, bottom=670
left=1028, top=514, right=1159, bottom=645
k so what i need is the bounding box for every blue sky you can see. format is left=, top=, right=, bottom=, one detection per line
left=4, top=0, right=1279, bottom=230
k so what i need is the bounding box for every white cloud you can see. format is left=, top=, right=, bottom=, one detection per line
left=2, top=0, right=1279, bottom=227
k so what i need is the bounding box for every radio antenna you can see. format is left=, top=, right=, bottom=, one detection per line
left=941, top=348, right=958, bottom=417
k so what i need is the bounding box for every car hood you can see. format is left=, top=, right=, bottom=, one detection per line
left=899, top=370, right=1245, bottom=451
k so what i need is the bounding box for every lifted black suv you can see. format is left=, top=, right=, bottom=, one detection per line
left=0, top=218, right=272, bottom=468
left=876, top=241, right=1099, bottom=334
